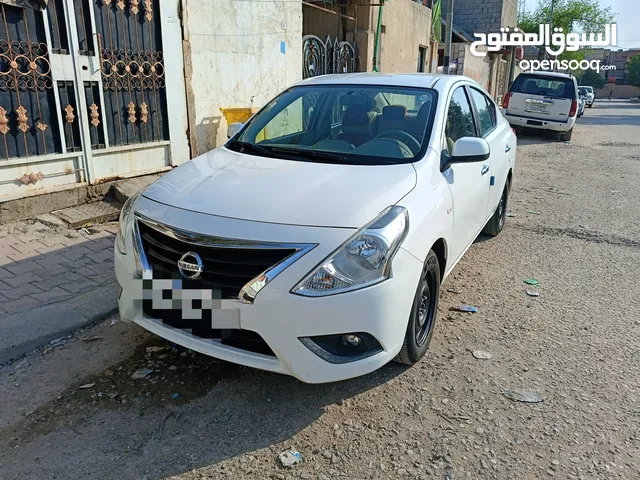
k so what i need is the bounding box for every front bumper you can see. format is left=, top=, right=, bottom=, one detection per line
left=114, top=197, right=423, bottom=383
left=504, top=113, right=576, bottom=132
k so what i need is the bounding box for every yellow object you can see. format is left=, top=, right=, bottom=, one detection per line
left=220, top=107, right=260, bottom=125
left=220, top=107, right=264, bottom=141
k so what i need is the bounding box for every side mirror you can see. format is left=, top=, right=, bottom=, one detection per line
left=441, top=137, right=490, bottom=172
left=227, top=122, right=243, bottom=139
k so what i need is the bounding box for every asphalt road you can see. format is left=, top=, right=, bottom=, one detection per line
left=1, top=100, right=639, bottom=480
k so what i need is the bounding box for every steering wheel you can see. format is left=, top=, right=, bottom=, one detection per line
left=375, top=130, right=421, bottom=155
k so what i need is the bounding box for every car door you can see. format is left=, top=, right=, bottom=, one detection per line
left=467, top=87, right=510, bottom=215
left=442, top=85, right=491, bottom=263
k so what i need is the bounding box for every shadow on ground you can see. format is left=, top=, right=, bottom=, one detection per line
left=0, top=337, right=407, bottom=479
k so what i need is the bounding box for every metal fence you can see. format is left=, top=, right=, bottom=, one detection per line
left=302, top=35, right=357, bottom=79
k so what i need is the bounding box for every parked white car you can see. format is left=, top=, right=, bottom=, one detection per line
left=503, top=71, right=578, bottom=141
left=578, top=86, right=595, bottom=107
left=115, top=73, right=517, bottom=383
left=577, top=95, right=586, bottom=117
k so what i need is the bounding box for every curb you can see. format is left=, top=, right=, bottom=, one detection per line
left=0, top=282, right=120, bottom=366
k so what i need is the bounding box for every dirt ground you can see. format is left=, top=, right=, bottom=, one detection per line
left=1, top=101, right=639, bottom=480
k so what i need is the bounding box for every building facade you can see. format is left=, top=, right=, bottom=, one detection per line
left=438, top=0, right=518, bottom=104
left=0, top=0, right=441, bottom=203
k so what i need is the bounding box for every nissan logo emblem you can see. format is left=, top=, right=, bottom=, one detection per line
left=177, top=251, right=204, bottom=280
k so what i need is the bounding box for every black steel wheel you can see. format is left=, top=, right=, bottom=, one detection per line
left=482, top=178, right=510, bottom=237
left=395, top=250, right=440, bottom=365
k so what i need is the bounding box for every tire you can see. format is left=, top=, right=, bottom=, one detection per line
left=395, top=250, right=440, bottom=365
left=559, top=128, right=573, bottom=141
left=588, top=104, right=593, bottom=108
left=482, top=178, right=510, bottom=237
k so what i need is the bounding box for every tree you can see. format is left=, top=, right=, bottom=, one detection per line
left=520, top=0, right=615, bottom=36
left=580, top=69, right=606, bottom=88
left=519, top=0, right=616, bottom=70
left=628, top=56, right=640, bottom=88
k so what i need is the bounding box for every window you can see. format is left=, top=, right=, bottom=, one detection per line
left=445, top=87, right=476, bottom=154
left=233, top=85, right=438, bottom=165
left=468, top=88, right=496, bottom=136
left=418, top=46, right=427, bottom=73
left=510, top=74, right=576, bottom=99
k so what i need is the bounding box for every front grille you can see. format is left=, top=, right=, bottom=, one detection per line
left=137, top=220, right=297, bottom=299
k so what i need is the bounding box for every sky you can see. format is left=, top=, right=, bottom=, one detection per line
left=522, top=0, right=640, bottom=50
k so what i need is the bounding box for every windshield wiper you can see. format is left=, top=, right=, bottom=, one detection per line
left=227, top=140, right=271, bottom=156
left=269, top=147, right=347, bottom=164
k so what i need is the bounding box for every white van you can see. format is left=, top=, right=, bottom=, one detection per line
left=502, top=72, right=578, bottom=141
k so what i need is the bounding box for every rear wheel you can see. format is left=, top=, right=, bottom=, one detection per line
left=482, top=178, right=510, bottom=237
left=559, top=128, right=573, bottom=141
left=395, top=250, right=440, bottom=365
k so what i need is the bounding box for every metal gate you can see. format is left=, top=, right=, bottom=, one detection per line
left=0, top=0, right=188, bottom=201
left=302, top=35, right=357, bottom=79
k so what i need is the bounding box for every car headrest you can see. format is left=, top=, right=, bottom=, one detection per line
left=341, top=104, right=371, bottom=133
left=382, top=105, right=407, bottom=121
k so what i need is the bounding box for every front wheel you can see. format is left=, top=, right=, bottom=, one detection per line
left=395, top=250, right=440, bottom=365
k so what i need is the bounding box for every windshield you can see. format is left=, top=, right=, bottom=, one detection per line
left=229, top=84, right=437, bottom=165
left=511, top=74, right=576, bottom=100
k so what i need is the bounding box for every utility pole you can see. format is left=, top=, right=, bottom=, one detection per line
left=544, top=0, right=556, bottom=61
left=444, top=0, right=454, bottom=74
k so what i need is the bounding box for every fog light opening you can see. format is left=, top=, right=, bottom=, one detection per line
left=299, top=332, right=383, bottom=364
left=342, top=334, right=362, bottom=348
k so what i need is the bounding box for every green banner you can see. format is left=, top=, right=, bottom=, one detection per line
left=432, top=0, right=442, bottom=43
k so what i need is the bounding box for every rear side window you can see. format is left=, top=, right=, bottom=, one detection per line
left=511, top=74, right=576, bottom=100
left=468, top=88, right=496, bottom=136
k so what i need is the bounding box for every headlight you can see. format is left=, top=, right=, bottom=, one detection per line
left=292, top=206, right=409, bottom=297
left=116, top=192, right=142, bottom=255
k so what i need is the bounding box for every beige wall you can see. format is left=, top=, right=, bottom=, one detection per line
left=452, top=44, right=492, bottom=92
left=182, top=0, right=303, bottom=154
left=501, top=0, right=517, bottom=28
left=376, top=0, right=432, bottom=73
left=302, top=0, right=433, bottom=74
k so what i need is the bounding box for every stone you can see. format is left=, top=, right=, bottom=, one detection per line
left=131, top=368, right=153, bottom=379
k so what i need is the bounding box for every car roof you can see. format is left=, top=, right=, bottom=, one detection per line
left=518, top=71, right=575, bottom=80
left=295, top=73, right=472, bottom=90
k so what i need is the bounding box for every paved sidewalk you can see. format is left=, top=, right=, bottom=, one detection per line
left=0, top=215, right=119, bottom=364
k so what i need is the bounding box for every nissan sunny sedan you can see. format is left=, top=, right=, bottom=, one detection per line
left=114, top=73, right=517, bottom=383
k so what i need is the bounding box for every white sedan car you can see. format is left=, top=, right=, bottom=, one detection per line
left=115, top=73, right=517, bottom=383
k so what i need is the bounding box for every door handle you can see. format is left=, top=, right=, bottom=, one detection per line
left=505, top=144, right=511, bottom=153
left=481, top=164, right=490, bottom=175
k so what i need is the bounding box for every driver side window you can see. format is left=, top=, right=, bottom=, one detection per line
left=444, top=87, right=477, bottom=155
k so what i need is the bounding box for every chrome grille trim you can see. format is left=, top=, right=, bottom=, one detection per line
left=133, top=213, right=317, bottom=303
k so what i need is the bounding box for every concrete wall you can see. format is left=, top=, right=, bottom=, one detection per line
left=183, top=0, right=303, bottom=154
left=595, top=84, right=640, bottom=99
left=452, top=44, right=491, bottom=92
left=442, top=0, right=516, bottom=35
left=371, top=0, right=432, bottom=73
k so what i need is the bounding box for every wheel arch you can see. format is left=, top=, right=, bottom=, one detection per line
left=431, top=238, right=447, bottom=283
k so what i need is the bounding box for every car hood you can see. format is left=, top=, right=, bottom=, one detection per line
left=142, top=147, right=417, bottom=228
